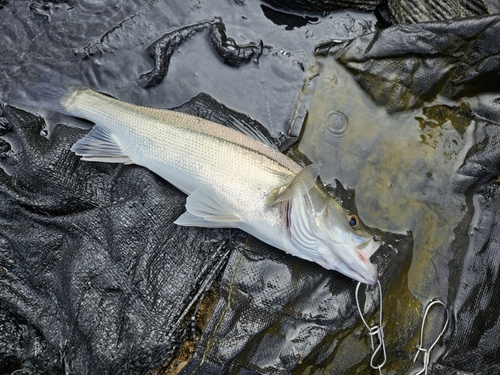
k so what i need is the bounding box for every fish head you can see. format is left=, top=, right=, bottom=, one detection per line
left=313, top=196, right=381, bottom=284
left=288, top=189, right=381, bottom=285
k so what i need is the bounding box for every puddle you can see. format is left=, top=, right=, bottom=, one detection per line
left=0, top=0, right=376, bottom=139
left=298, top=55, right=475, bottom=301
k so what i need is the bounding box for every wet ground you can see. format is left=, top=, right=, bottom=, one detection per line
left=0, top=0, right=488, bottom=374
left=0, top=0, right=375, bottom=136
left=298, top=56, right=474, bottom=302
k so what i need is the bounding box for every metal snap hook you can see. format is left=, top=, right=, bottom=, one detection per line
left=355, top=281, right=387, bottom=374
left=413, top=299, right=449, bottom=375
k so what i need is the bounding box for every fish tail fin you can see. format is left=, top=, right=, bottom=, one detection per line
left=5, top=65, right=81, bottom=116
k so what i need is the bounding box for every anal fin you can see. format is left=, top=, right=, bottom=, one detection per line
left=70, top=124, right=132, bottom=163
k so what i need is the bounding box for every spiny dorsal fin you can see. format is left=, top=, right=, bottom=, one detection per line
left=173, top=93, right=297, bottom=152
left=226, top=115, right=276, bottom=149
left=267, top=164, right=321, bottom=206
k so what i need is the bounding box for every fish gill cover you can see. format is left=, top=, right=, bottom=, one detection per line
left=0, top=0, right=499, bottom=374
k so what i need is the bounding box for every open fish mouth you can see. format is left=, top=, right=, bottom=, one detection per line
left=346, top=258, right=379, bottom=285
left=351, top=270, right=377, bottom=285
left=356, top=237, right=381, bottom=260
left=333, top=236, right=381, bottom=285
left=332, top=253, right=378, bottom=284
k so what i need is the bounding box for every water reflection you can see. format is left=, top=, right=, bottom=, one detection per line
left=298, top=56, right=474, bottom=301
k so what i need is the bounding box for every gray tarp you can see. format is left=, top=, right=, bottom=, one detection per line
left=310, top=11, right=500, bottom=375
left=1, top=1, right=500, bottom=374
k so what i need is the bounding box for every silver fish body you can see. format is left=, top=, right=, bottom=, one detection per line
left=62, top=87, right=380, bottom=284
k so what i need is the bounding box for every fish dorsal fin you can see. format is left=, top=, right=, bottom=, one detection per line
left=70, top=124, right=132, bottom=163
left=174, top=185, right=241, bottom=228
left=226, top=115, right=276, bottom=149
left=267, top=164, right=321, bottom=206
left=174, top=93, right=297, bottom=152
left=226, top=115, right=298, bottom=152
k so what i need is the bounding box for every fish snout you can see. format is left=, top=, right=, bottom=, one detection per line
left=354, top=235, right=381, bottom=259
left=335, top=239, right=380, bottom=285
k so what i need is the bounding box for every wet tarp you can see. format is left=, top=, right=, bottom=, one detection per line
left=384, top=0, right=490, bottom=24
left=302, top=12, right=500, bottom=375
left=0, top=101, right=236, bottom=374
left=319, top=14, right=500, bottom=113
left=0, top=87, right=413, bottom=375
left=1, top=1, right=500, bottom=375
left=262, top=0, right=490, bottom=25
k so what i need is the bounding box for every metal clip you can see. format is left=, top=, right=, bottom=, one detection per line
left=355, top=281, right=387, bottom=374
left=413, top=299, right=449, bottom=375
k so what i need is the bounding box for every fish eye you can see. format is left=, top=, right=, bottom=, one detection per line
left=348, top=214, right=359, bottom=229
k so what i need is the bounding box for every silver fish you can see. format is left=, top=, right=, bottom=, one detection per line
left=43, top=85, right=381, bottom=284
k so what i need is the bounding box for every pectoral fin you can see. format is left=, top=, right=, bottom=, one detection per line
left=174, top=185, right=241, bottom=228
left=267, top=164, right=321, bottom=206
left=70, top=124, right=132, bottom=163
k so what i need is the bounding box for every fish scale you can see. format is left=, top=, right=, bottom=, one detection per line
left=56, top=85, right=381, bottom=284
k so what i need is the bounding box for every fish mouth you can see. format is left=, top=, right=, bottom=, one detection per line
left=338, top=259, right=378, bottom=285
left=354, top=236, right=382, bottom=259
left=349, top=266, right=378, bottom=285
left=335, top=238, right=381, bottom=285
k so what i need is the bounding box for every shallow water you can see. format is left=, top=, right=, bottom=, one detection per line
left=294, top=56, right=478, bottom=374
left=298, top=56, right=475, bottom=302
left=0, top=0, right=375, bottom=138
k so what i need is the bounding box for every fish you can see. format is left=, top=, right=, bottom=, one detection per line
left=15, top=81, right=381, bottom=284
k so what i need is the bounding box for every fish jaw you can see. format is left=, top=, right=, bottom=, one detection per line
left=340, top=264, right=378, bottom=285
left=327, top=240, right=380, bottom=285
left=317, top=225, right=381, bottom=285
left=284, top=190, right=380, bottom=284
left=354, top=234, right=381, bottom=260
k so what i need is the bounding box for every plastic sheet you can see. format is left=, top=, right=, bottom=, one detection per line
left=320, top=14, right=500, bottom=113
left=299, top=12, right=500, bottom=375
left=0, top=101, right=235, bottom=374
left=1, top=1, right=500, bottom=374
